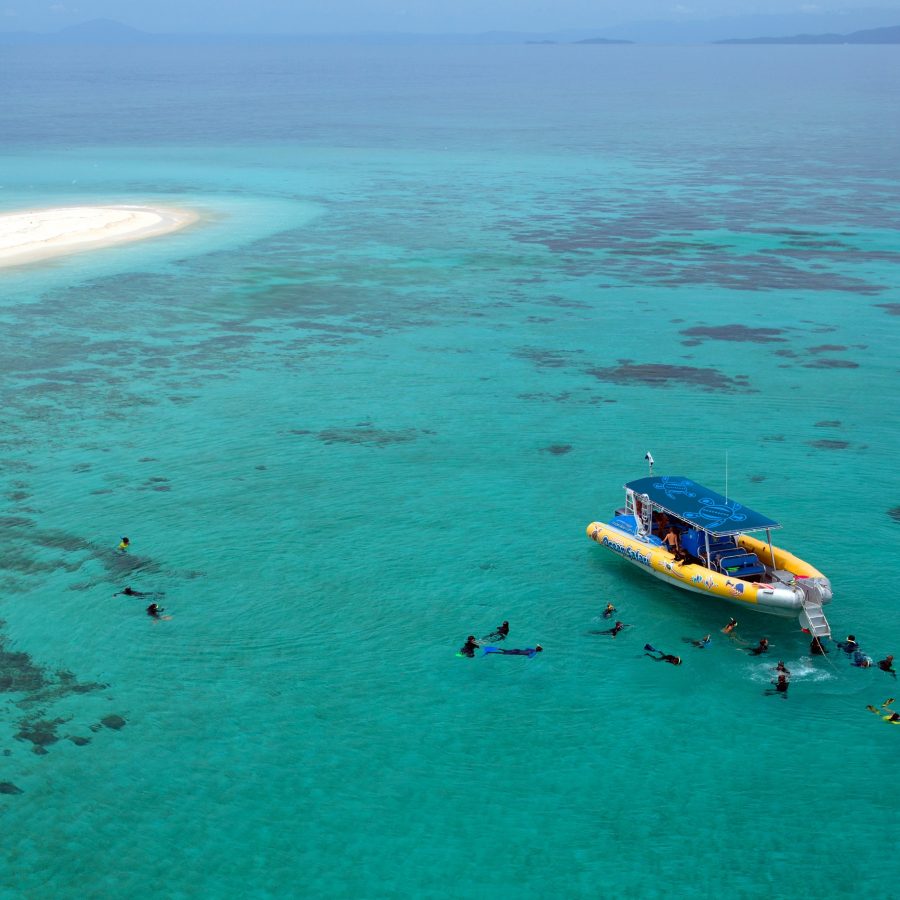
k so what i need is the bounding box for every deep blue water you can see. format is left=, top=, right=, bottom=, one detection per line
left=1, top=43, right=899, bottom=898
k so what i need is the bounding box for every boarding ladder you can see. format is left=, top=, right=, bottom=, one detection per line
left=796, top=577, right=832, bottom=639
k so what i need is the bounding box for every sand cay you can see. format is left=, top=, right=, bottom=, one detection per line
left=0, top=204, right=199, bottom=268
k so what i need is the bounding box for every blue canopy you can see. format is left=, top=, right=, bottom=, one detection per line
left=625, top=475, right=780, bottom=536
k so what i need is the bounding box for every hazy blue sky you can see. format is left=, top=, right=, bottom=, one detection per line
left=2, top=0, right=899, bottom=33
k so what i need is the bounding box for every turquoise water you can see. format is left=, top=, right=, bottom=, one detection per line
left=1, top=44, right=899, bottom=897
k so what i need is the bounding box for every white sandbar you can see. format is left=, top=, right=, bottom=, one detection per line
left=0, top=204, right=200, bottom=268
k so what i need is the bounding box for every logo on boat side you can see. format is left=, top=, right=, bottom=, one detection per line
left=601, top=536, right=651, bottom=566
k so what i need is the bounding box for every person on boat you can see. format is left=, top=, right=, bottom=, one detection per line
left=459, top=635, right=479, bottom=658
left=117, top=536, right=130, bottom=553
left=481, top=622, right=509, bottom=642
left=653, top=512, right=670, bottom=538
left=114, top=586, right=149, bottom=597
left=644, top=645, right=682, bottom=666
left=748, top=638, right=769, bottom=656
left=603, top=602, right=616, bottom=619
left=722, top=618, right=738, bottom=635
left=851, top=651, right=872, bottom=668
left=486, top=645, right=543, bottom=657
left=765, top=674, right=790, bottom=699
left=877, top=655, right=896, bottom=678
left=662, top=526, right=688, bottom=563
left=837, top=634, right=860, bottom=654
left=146, top=603, right=164, bottom=618
left=775, top=661, right=791, bottom=675
left=809, top=637, right=828, bottom=656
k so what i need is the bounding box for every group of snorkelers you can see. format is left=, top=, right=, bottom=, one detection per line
left=113, top=537, right=168, bottom=620
left=458, top=622, right=544, bottom=658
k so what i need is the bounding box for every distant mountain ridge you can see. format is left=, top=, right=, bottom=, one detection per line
left=1, top=14, right=900, bottom=46
left=717, top=24, right=900, bottom=44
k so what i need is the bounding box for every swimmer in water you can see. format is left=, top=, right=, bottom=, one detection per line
left=481, top=622, right=509, bottom=642
left=687, top=634, right=711, bottom=649
left=484, top=644, right=544, bottom=656
left=591, top=621, right=631, bottom=637
left=851, top=651, right=872, bottom=668
left=748, top=638, right=769, bottom=656
left=877, top=655, right=896, bottom=678
left=837, top=634, right=860, bottom=654
left=774, top=661, right=791, bottom=675
left=643, top=644, right=682, bottom=665
left=114, top=586, right=149, bottom=597
left=603, top=602, right=616, bottom=619
left=459, top=635, right=479, bottom=658
left=146, top=603, right=164, bottom=618
left=765, top=673, right=790, bottom=699
left=117, top=536, right=130, bottom=553
left=722, top=618, right=738, bottom=635
left=809, top=636, right=828, bottom=656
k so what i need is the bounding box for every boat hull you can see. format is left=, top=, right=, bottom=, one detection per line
left=586, top=521, right=826, bottom=617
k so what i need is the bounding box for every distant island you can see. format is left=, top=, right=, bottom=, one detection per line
left=572, top=37, right=634, bottom=45
left=716, top=23, right=900, bottom=44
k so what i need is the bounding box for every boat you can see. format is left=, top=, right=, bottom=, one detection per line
left=586, top=475, right=833, bottom=638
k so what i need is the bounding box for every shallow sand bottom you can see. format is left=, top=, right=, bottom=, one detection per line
left=0, top=204, right=199, bottom=268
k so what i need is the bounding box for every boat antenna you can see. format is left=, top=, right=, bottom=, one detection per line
left=645, top=451, right=654, bottom=476
left=725, top=449, right=729, bottom=499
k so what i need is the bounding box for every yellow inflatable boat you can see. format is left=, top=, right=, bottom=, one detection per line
left=587, top=475, right=833, bottom=636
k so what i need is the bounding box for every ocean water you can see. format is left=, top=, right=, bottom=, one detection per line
left=1, top=43, right=899, bottom=898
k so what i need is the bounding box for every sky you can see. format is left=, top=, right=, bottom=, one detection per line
left=2, top=0, right=900, bottom=34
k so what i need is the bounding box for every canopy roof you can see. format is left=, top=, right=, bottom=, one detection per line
left=625, top=475, right=780, bottom=536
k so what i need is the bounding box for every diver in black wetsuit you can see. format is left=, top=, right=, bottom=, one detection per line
left=114, top=586, right=149, bottom=597
left=592, top=621, right=630, bottom=637
left=492, top=645, right=542, bottom=657
left=748, top=638, right=769, bottom=656
left=146, top=603, right=164, bottom=618
left=482, top=622, right=509, bottom=641
left=837, top=634, right=860, bottom=654
left=765, top=674, right=790, bottom=699
left=459, top=635, right=479, bottom=658
left=644, top=650, right=682, bottom=666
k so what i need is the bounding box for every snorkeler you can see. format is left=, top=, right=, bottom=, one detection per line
left=459, top=635, right=479, bottom=658
left=481, top=621, right=510, bottom=642
left=866, top=703, right=900, bottom=723
left=687, top=634, right=712, bottom=649
left=591, top=621, right=631, bottom=638
left=809, top=636, right=828, bottom=656
left=146, top=603, right=164, bottom=618
left=483, top=645, right=543, bottom=658
left=774, top=661, right=791, bottom=675
left=877, top=655, right=896, bottom=678
left=117, top=536, right=130, bottom=553
left=722, top=618, right=738, bottom=635
left=603, top=602, right=617, bottom=619
left=837, top=634, right=860, bottom=654
left=114, top=586, right=149, bottom=598
left=765, top=674, right=790, bottom=699
left=748, top=638, right=769, bottom=656
left=851, top=650, right=872, bottom=668
left=644, top=644, right=682, bottom=665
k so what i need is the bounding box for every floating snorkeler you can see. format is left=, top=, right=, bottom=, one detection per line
left=774, top=661, right=791, bottom=675
left=866, top=700, right=900, bottom=723
left=644, top=644, right=682, bottom=665
left=146, top=603, right=168, bottom=619
left=603, top=602, right=617, bottom=619
left=480, top=621, right=510, bottom=642
left=590, top=621, right=631, bottom=638
left=482, top=645, right=543, bottom=658
left=877, top=655, right=896, bottom=679
left=458, top=635, right=480, bottom=658
left=722, top=618, right=738, bottom=635
left=113, top=586, right=163, bottom=598
left=685, top=634, right=711, bottom=649
left=765, top=674, right=790, bottom=700
left=748, top=638, right=770, bottom=656
left=117, top=536, right=130, bottom=553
